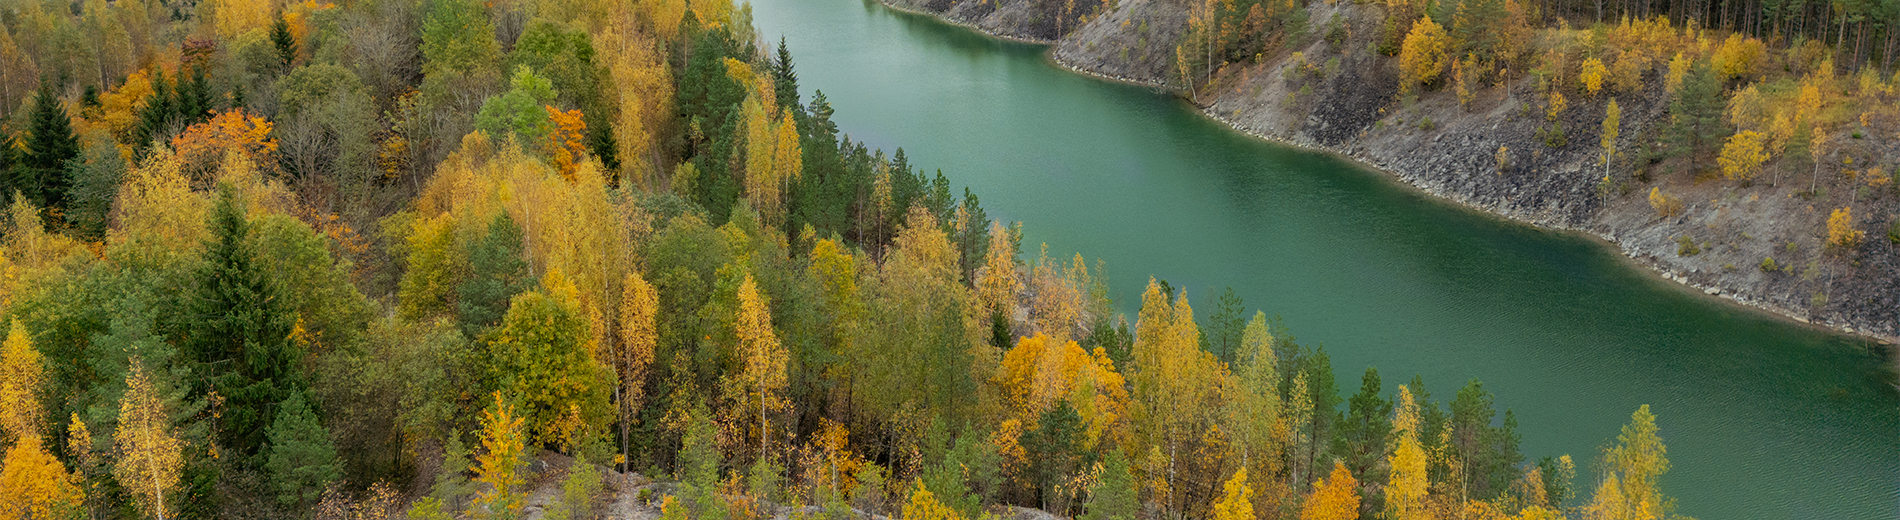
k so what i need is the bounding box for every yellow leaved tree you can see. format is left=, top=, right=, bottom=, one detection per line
left=735, top=274, right=788, bottom=459
left=1579, top=57, right=1607, bottom=97
left=543, top=105, right=589, bottom=181
left=0, top=320, right=45, bottom=445
left=1398, top=17, right=1451, bottom=95
left=113, top=360, right=182, bottom=520
left=975, top=220, right=1021, bottom=320
left=0, top=434, right=85, bottom=520
left=1300, top=461, right=1360, bottom=520
left=1210, top=468, right=1253, bottom=520
left=1827, top=207, right=1863, bottom=250
left=902, top=481, right=963, bottom=520
left=616, top=271, right=658, bottom=465
left=473, top=392, right=528, bottom=520
left=1719, top=130, right=1770, bottom=181
left=1385, top=386, right=1429, bottom=520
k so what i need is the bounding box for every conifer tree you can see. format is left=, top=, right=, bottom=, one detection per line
left=133, top=69, right=175, bottom=152
left=457, top=213, right=531, bottom=337
left=772, top=38, right=800, bottom=117
left=432, top=432, right=474, bottom=509
left=1080, top=448, right=1135, bottom=520
left=264, top=391, right=340, bottom=508
left=270, top=16, right=298, bottom=74
left=21, top=81, right=78, bottom=211
left=187, top=184, right=302, bottom=460
left=1668, top=63, right=1726, bottom=165
left=1334, top=368, right=1392, bottom=485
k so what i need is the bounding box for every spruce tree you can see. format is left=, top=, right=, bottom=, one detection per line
left=188, top=184, right=303, bottom=461
left=271, top=16, right=299, bottom=73
left=133, top=69, right=175, bottom=152
left=1027, top=402, right=1084, bottom=509
left=772, top=37, right=799, bottom=115
left=264, top=391, right=340, bottom=508
left=179, top=68, right=214, bottom=126
left=23, top=81, right=79, bottom=212
left=0, top=133, right=25, bottom=206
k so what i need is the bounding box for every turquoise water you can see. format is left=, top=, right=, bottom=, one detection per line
left=746, top=0, right=1900, bottom=516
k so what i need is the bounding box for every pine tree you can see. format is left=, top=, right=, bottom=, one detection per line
left=677, top=403, right=723, bottom=518
left=1080, top=448, right=1136, bottom=520
left=544, top=453, right=604, bottom=520
left=177, top=69, right=214, bottom=127
left=264, top=391, right=341, bottom=508
left=1668, top=63, right=1726, bottom=166
left=1334, top=368, right=1391, bottom=485
left=431, top=432, right=474, bottom=509
left=457, top=213, right=531, bottom=337
left=22, top=81, right=78, bottom=212
left=187, top=184, right=302, bottom=461
left=1026, top=401, right=1083, bottom=509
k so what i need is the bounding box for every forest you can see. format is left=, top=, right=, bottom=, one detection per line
left=1173, top=0, right=1900, bottom=198
left=0, top=0, right=1685, bottom=519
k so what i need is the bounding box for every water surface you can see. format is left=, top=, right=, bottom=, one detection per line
left=747, top=1, right=1900, bottom=516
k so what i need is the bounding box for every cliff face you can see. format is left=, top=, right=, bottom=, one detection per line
left=880, top=0, right=1900, bottom=346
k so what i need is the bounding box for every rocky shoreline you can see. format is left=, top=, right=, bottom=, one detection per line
left=870, top=0, right=1900, bottom=355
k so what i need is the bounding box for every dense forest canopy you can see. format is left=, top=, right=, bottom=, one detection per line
left=0, top=0, right=1695, bottom=519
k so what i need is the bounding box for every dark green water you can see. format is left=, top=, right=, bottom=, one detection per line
left=746, top=0, right=1900, bottom=516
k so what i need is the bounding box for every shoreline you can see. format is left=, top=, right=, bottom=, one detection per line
left=872, top=0, right=1900, bottom=357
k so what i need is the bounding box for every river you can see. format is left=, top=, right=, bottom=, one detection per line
left=745, top=0, right=1900, bottom=516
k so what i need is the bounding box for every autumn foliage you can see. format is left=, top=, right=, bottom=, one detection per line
left=1398, top=17, right=1450, bottom=94
left=1827, top=207, right=1863, bottom=250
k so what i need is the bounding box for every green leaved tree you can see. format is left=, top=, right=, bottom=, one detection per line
left=186, top=184, right=304, bottom=462
left=265, top=391, right=341, bottom=508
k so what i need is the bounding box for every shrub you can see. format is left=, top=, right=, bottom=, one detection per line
left=1760, top=257, right=1779, bottom=272
left=1676, top=235, right=1700, bottom=256
left=1418, top=116, right=1436, bottom=130
left=1648, top=187, right=1684, bottom=217
left=1888, top=219, right=1900, bottom=244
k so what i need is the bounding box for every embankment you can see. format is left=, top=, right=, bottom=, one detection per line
left=874, top=0, right=1900, bottom=351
